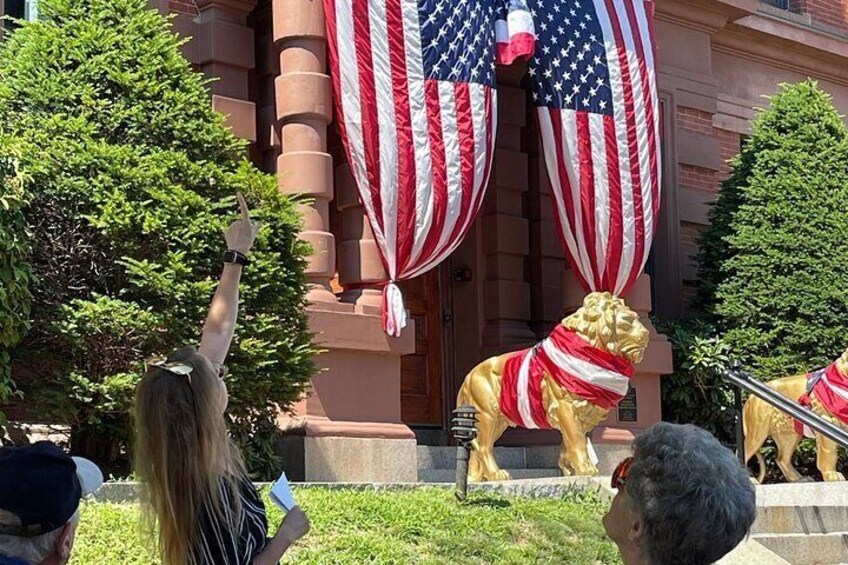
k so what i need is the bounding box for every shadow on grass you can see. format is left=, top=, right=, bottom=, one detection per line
left=460, top=496, right=512, bottom=509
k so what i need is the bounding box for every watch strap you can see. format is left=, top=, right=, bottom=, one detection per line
left=223, top=250, right=250, bottom=266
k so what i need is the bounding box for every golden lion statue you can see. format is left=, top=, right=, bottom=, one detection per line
left=744, top=348, right=848, bottom=483
left=456, top=292, right=649, bottom=482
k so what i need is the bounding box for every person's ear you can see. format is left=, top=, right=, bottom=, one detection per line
left=627, top=514, right=645, bottom=546
left=56, top=520, right=77, bottom=562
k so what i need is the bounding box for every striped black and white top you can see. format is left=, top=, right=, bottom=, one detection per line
left=190, top=475, right=269, bottom=565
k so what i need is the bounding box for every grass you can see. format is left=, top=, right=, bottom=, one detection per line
left=71, top=487, right=621, bottom=564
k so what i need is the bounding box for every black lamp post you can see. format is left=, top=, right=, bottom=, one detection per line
left=451, top=405, right=478, bottom=501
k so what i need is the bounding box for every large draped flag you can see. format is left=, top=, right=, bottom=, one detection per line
left=325, top=0, right=658, bottom=335
left=325, top=0, right=512, bottom=336
left=529, top=0, right=660, bottom=297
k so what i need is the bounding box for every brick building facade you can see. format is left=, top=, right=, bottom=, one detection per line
left=4, top=0, right=848, bottom=481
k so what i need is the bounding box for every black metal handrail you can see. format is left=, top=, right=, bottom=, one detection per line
left=721, top=362, right=848, bottom=465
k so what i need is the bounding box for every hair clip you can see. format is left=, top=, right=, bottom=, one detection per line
left=147, top=357, right=194, bottom=379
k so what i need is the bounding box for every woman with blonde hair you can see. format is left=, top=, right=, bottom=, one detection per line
left=134, top=193, right=310, bottom=565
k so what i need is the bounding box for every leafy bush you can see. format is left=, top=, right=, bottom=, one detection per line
left=655, top=319, right=735, bottom=445
left=0, top=133, right=31, bottom=419
left=695, top=81, right=848, bottom=380
left=0, top=0, right=313, bottom=477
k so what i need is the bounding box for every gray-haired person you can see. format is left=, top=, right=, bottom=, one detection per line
left=0, top=442, right=103, bottom=565
left=603, top=422, right=756, bottom=565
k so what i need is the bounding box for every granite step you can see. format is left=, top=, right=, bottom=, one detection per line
left=416, top=443, right=631, bottom=476
left=753, top=483, right=848, bottom=535
left=418, top=468, right=562, bottom=483
left=716, top=538, right=791, bottom=565
left=752, top=532, right=848, bottom=565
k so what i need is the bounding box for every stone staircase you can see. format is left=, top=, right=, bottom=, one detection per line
left=416, top=443, right=632, bottom=483
left=749, top=482, right=848, bottom=565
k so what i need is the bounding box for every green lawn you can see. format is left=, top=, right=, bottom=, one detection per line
left=71, top=487, right=620, bottom=564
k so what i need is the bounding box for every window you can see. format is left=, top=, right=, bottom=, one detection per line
left=762, top=0, right=789, bottom=9
left=3, top=0, right=38, bottom=31
left=24, top=0, right=39, bottom=21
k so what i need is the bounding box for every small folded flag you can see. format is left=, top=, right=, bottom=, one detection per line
left=495, top=0, right=536, bottom=66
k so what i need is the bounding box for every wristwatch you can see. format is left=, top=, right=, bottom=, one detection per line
left=223, top=250, right=250, bottom=267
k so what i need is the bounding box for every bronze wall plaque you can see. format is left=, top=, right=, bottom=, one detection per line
left=618, top=387, right=638, bottom=423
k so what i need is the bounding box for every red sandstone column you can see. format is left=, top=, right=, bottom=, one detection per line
left=273, top=0, right=336, bottom=303
left=336, top=163, right=387, bottom=311
left=196, top=0, right=258, bottom=143
left=254, top=1, right=281, bottom=172
left=526, top=107, right=566, bottom=338
left=481, top=81, right=536, bottom=352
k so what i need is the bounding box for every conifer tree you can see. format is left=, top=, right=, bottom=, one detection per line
left=695, top=81, right=848, bottom=379
left=0, top=0, right=313, bottom=475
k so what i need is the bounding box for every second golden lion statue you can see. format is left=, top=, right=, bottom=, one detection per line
left=457, top=291, right=649, bottom=482
left=744, top=347, right=848, bottom=483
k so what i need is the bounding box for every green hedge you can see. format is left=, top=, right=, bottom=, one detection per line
left=695, top=81, right=848, bottom=379
left=0, top=0, right=314, bottom=477
left=0, top=133, right=31, bottom=419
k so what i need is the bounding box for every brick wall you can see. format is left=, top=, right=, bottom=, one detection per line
left=675, top=106, right=742, bottom=312
left=790, top=0, right=848, bottom=32
left=170, top=0, right=199, bottom=16
left=717, top=128, right=741, bottom=178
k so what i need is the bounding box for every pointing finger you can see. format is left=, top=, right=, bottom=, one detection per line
left=237, top=192, right=250, bottom=221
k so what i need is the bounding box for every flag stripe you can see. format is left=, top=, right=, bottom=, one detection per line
left=617, top=0, right=655, bottom=284
left=543, top=110, right=591, bottom=290
left=589, top=112, right=610, bottom=286
left=603, top=114, right=624, bottom=290
left=457, top=84, right=493, bottom=242
left=386, top=0, right=417, bottom=274
left=417, top=80, right=449, bottom=267
left=576, top=111, right=601, bottom=289
left=592, top=0, right=636, bottom=294
left=562, top=110, right=596, bottom=286
left=332, top=0, right=391, bottom=264
left=434, top=81, right=463, bottom=260
left=369, top=0, right=400, bottom=275
left=354, top=0, right=386, bottom=241
left=516, top=351, right=541, bottom=429
left=398, top=0, right=434, bottom=272
left=625, top=0, right=660, bottom=232
left=600, top=0, right=646, bottom=295
left=448, top=82, right=476, bottom=249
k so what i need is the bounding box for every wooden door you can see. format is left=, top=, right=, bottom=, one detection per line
left=399, top=270, right=444, bottom=426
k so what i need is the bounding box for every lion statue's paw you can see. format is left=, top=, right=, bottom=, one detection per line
left=823, top=471, right=846, bottom=482
left=485, top=469, right=512, bottom=482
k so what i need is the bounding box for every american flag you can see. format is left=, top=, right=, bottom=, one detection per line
left=325, top=0, right=499, bottom=336
left=529, top=0, right=660, bottom=297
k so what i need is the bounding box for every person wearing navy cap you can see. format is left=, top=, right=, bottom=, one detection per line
left=0, top=442, right=103, bottom=565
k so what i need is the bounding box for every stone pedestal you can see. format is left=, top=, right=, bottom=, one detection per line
left=276, top=308, right=417, bottom=482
